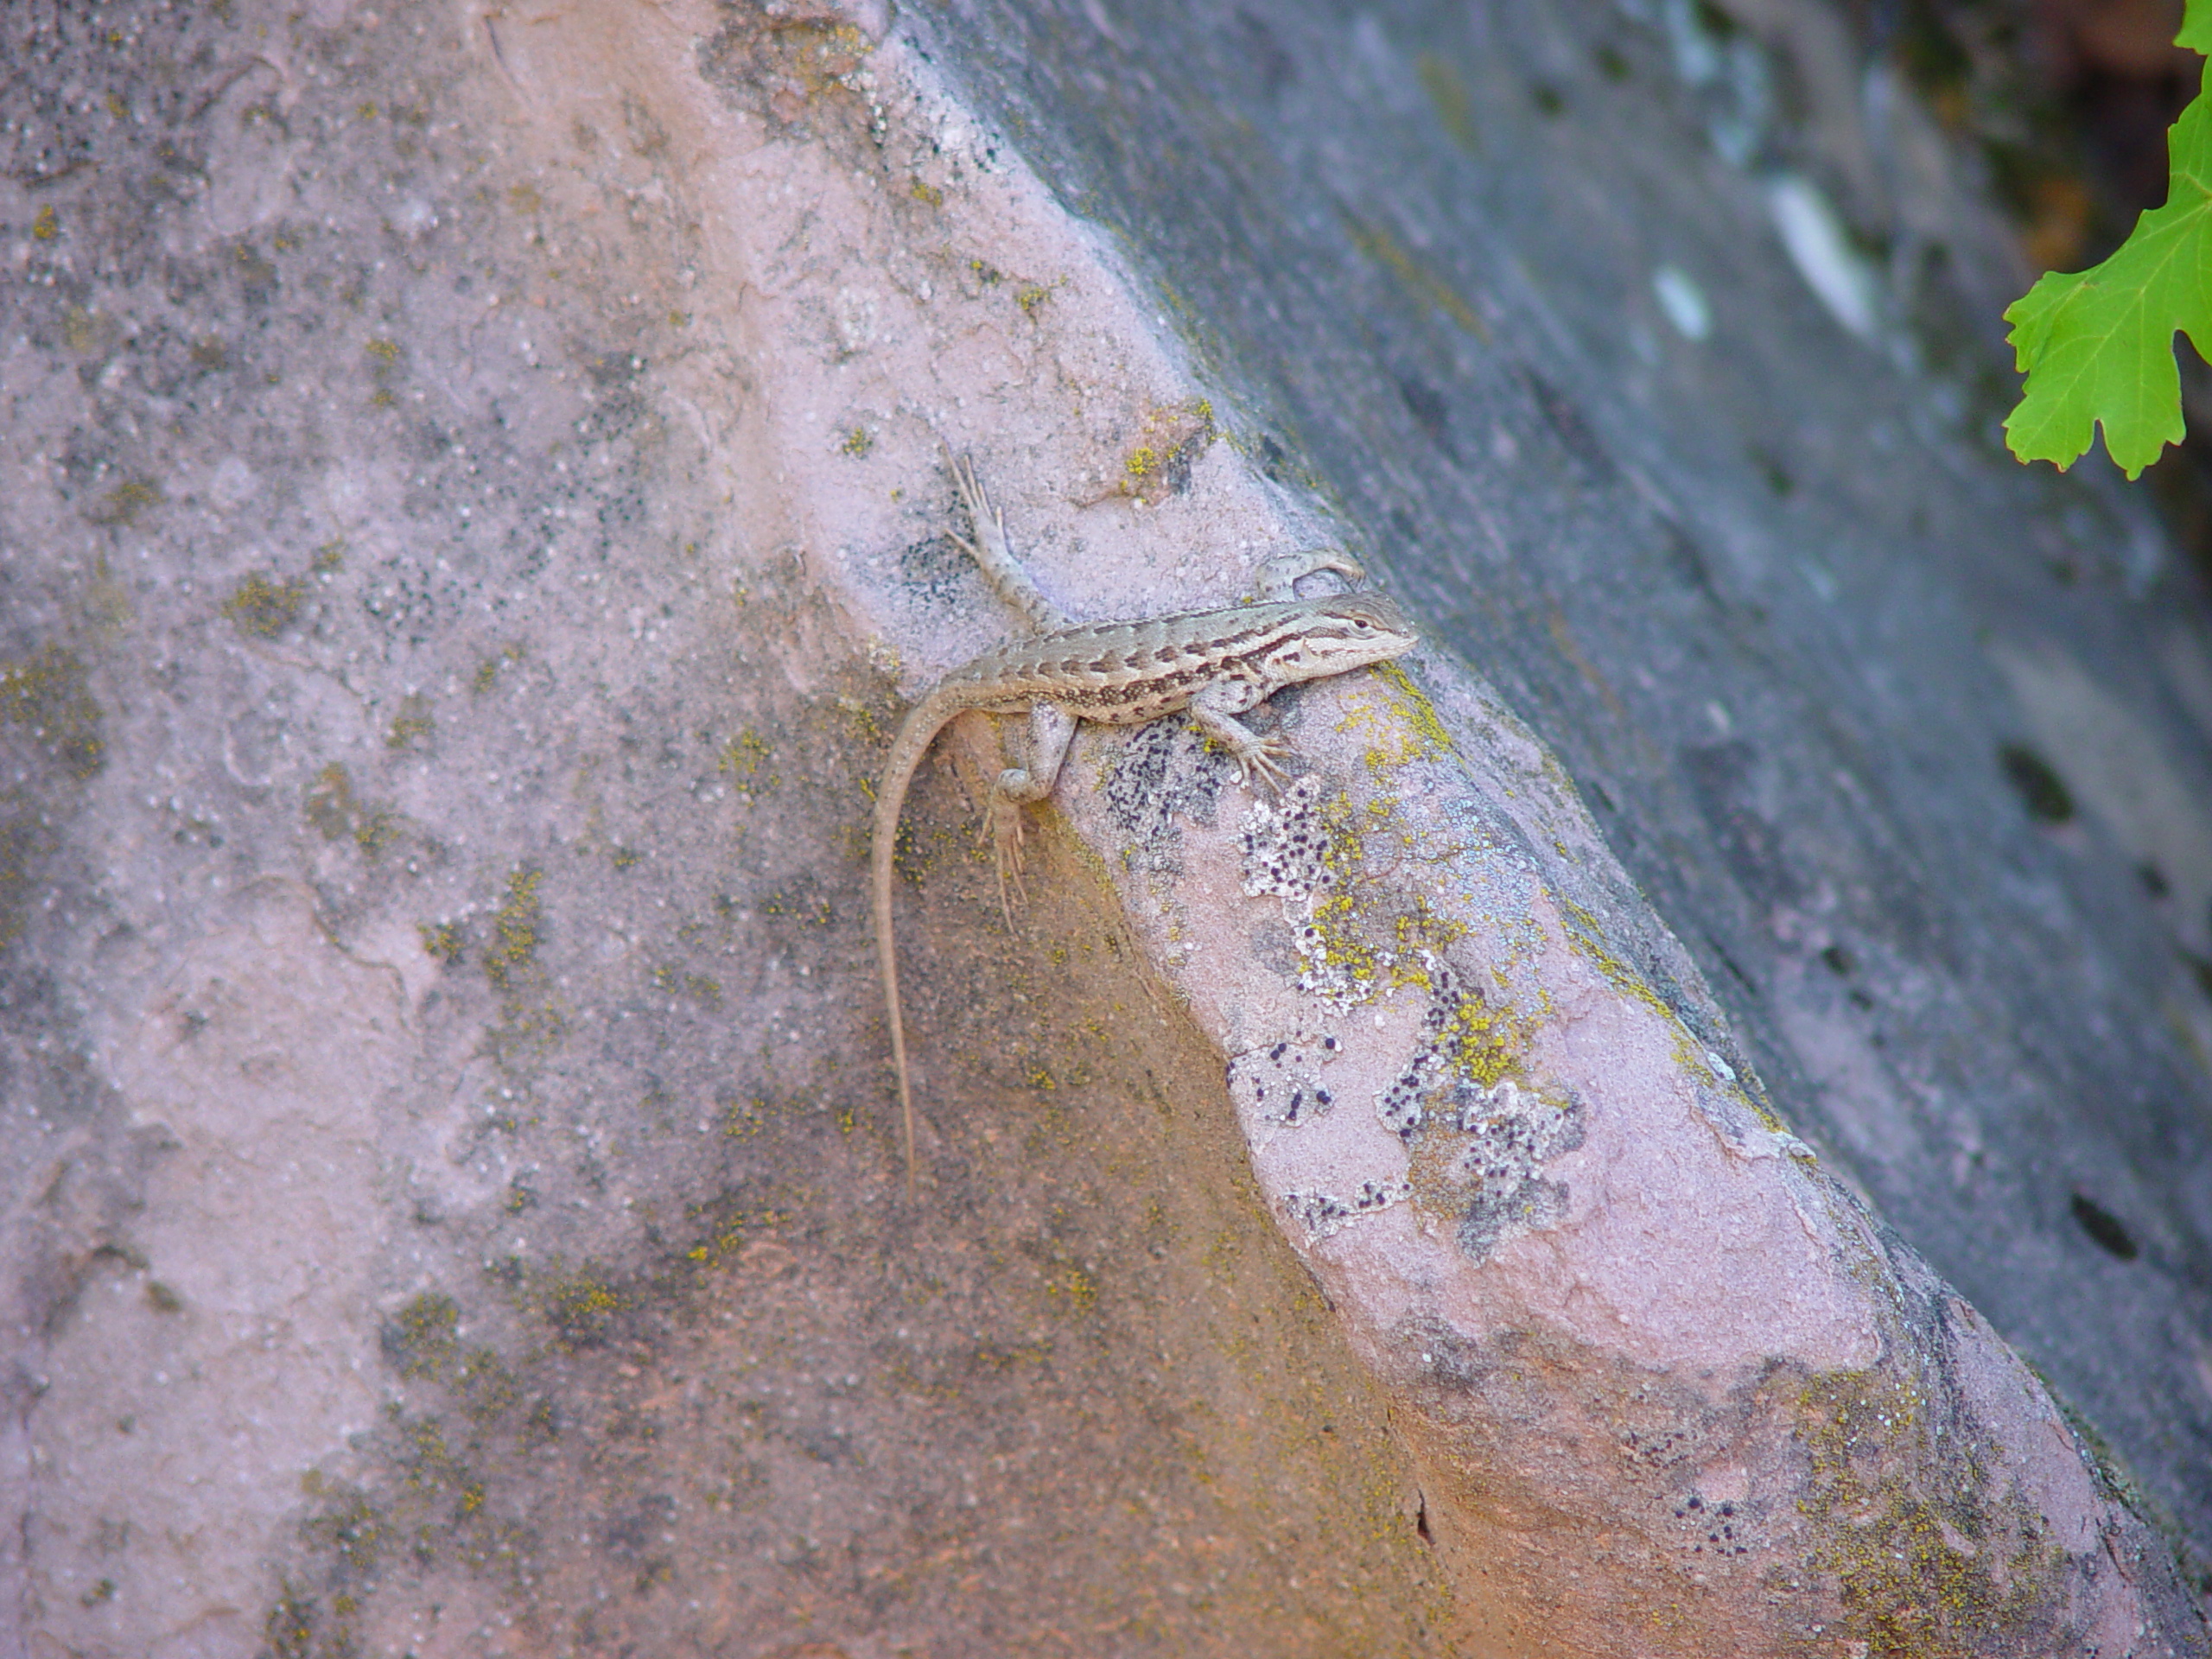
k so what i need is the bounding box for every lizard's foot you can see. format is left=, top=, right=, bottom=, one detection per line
left=1257, top=549, right=1365, bottom=602
left=979, top=792, right=1029, bottom=928
left=1232, top=735, right=1294, bottom=793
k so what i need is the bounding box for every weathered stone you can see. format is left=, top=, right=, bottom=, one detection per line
left=3, top=0, right=2207, bottom=1655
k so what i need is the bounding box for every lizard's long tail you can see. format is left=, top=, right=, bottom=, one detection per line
left=873, top=691, right=954, bottom=1203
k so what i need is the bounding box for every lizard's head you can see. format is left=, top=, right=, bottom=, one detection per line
left=1264, top=592, right=1417, bottom=683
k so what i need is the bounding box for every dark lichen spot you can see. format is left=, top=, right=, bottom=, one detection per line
left=1998, top=743, right=2073, bottom=823
left=1821, top=943, right=1855, bottom=977
left=1748, top=443, right=1794, bottom=496
left=145, top=1281, right=183, bottom=1313
left=2069, top=1192, right=2138, bottom=1260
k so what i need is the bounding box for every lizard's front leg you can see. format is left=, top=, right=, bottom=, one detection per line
left=1256, top=550, right=1364, bottom=602
left=1189, top=678, right=1291, bottom=791
left=980, top=701, right=1078, bottom=925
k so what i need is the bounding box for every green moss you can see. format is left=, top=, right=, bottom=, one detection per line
left=223, top=571, right=304, bottom=637
left=473, top=642, right=524, bottom=695
left=1558, top=894, right=1785, bottom=1130
left=417, top=922, right=462, bottom=964
left=88, top=477, right=164, bottom=526
left=452, top=1346, right=519, bottom=1424
left=62, top=303, right=99, bottom=354
left=353, top=804, right=397, bottom=855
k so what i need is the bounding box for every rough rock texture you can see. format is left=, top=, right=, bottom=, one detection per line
left=2, top=0, right=2209, bottom=1656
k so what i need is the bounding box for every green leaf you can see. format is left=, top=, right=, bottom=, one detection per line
left=2181, top=0, right=2212, bottom=57
left=2004, top=19, right=2212, bottom=480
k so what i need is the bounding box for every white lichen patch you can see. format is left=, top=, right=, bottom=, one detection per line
left=1239, top=773, right=1333, bottom=899
left=1285, top=1178, right=1413, bottom=1238
left=1226, top=1027, right=1345, bottom=1128
left=1239, top=776, right=1383, bottom=1008
left=1451, top=1079, right=1577, bottom=1186
left=1288, top=918, right=1377, bottom=1008
left=1407, top=1072, right=1586, bottom=1262
left=1101, top=718, right=1230, bottom=861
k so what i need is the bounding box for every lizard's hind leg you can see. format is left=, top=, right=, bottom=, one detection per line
left=976, top=702, right=1078, bottom=930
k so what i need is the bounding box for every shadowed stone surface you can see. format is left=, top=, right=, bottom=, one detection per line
left=916, top=0, right=2212, bottom=1590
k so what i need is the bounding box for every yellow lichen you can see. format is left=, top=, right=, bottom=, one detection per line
left=717, top=728, right=776, bottom=793
left=92, top=478, right=162, bottom=526
left=385, top=692, right=434, bottom=748
left=1043, top=1262, right=1098, bottom=1313
left=1342, top=210, right=1486, bottom=339
left=541, top=1265, right=621, bottom=1350
left=485, top=868, right=543, bottom=990
left=223, top=572, right=303, bottom=637
left=303, top=763, right=355, bottom=839
left=1796, top=1368, right=2066, bottom=1655
left=0, top=645, right=105, bottom=779
left=389, top=1293, right=461, bottom=1380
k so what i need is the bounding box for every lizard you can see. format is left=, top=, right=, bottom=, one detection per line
left=872, top=454, right=1418, bottom=1198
